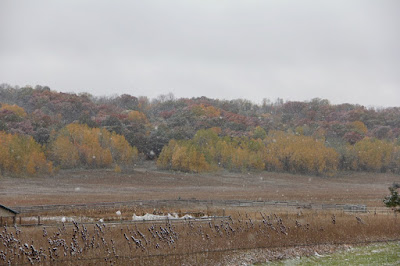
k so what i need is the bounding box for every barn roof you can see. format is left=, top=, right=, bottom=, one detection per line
left=0, top=205, right=19, bottom=214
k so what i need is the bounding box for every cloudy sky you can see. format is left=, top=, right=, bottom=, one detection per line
left=1, top=0, right=399, bottom=107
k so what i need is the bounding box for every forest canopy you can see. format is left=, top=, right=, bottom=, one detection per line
left=1, top=84, right=400, bottom=176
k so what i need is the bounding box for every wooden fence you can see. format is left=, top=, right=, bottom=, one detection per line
left=12, top=199, right=368, bottom=214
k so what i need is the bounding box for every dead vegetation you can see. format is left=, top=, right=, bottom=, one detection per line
left=1, top=210, right=400, bottom=265
left=1, top=167, right=400, bottom=264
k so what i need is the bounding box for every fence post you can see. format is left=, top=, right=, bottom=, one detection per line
left=38, top=216, right=40, bottom=225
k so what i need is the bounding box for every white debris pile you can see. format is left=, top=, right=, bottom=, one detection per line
left=132, top=213, right=193, bottom=221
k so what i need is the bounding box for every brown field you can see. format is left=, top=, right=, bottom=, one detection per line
left=1, top=162, right=399, bottom=207
left=1, top=164, right=400, bottom=265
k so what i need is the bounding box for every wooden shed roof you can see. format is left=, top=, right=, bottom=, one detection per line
left=0, top=205, right=19, bottom=215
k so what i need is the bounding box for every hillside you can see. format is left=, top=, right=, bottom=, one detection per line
left=1, top=84, right=400, bottom=176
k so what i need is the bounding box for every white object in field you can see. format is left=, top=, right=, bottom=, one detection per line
left=61, top=217, right=66, bottom=223
left=132, top=213, right=194, bottom=221
left=116, top=210, right=121, bottom=216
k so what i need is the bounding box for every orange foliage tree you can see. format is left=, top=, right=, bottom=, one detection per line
left=0, top=131, right=53, bottom=176
left=49, top=124, right=138, bottom=169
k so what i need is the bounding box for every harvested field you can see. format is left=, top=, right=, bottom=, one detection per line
left=1, top=162, right=399, bottom=208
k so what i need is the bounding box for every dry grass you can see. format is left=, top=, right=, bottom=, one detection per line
left=1, top=165, right=400, bottom=264
left=1, top=167, right=399, bottom=208
left=1, top=210, right=400, bottom=265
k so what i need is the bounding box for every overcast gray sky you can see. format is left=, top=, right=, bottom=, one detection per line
left=1, top=0, right=399, bottom=107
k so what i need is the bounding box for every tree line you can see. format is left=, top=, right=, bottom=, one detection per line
left=157, top=128, right=400, bottom=175
left=1, top=84, right=400, bottom=176
left=0, top=123, right=137, bottom=177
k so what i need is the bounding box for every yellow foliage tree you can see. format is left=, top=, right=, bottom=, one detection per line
left=253, top=126, right=267, bottom=140
left=351, top=121, right=368, bottom=135
left=264, top=131, right=339, bottom=175
left=0, top=103, right=27, bottom=118
left=0, top=131, right=53, bottom=176
left=159, top=130, right=263, bottom=173
left=109, top=132, right=138, bottom=165
left=351, top=138, right=394, bottom=171
left=230, top=146, right=264, bottom=172
left=157, top=139, right=177, bottom=170
left=215, top=140, right=234, bottom=169
left=49, top=124, right=138, bottom=169
left=50, top=135, right=79, bottom=168
left=127, top=110, right=148, bottom=123
left=158, top=140, right=210, bottom=173
left=158, top=129, right=338, bottom=175
left=191, top=104, right=221, bottom=118
left=171, top=145, right=189, bottom=171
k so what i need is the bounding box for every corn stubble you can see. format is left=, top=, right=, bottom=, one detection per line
left=1, top=211, right=399, bottom=265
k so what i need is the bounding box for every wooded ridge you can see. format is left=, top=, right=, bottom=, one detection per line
left=1, top=84, right=399, bottom=176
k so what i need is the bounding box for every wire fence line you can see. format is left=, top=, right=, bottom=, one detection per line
left=14, top=215, right=232, bottom=228
left=12, top=199, right=368, bottom=214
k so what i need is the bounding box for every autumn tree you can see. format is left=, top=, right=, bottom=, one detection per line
left=191, top=104, right=221, bottom=118
left=263, top=131, right=339, bottom=175
left=157, top=139, right=210, bottom=173
left=158, top=129, right=339, bottom=175
left=3, top=85, right=400, bottom=175
left=349, top=138, right=395, bottom=172
left=157, top=129, right=218, bottom=173
left=127, top=110, right=148, bottom=123
left=50, top=135, right=80, bottom=168
left=49, top=124, right=138, bottom=169
left=253, top=126, right=267, bottom=140
left=0, top=103, right=27, bottom=118
left=0, top=131, right=53, bottom=176
left=157, top=139, right=178, bottom=170
left=123, top=110, right=152, bottom=156
left=214, top=137, right=265, bottom=172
